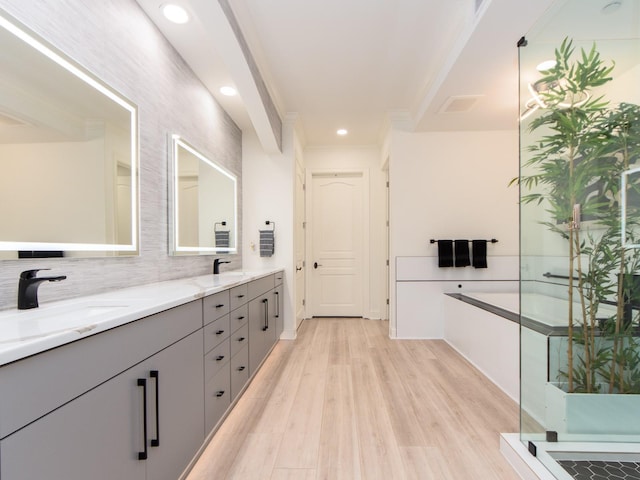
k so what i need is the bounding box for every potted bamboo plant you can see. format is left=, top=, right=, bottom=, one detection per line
left=518, top=38, right=640, bottom=434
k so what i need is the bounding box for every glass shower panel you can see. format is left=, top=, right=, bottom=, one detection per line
left=519, top=0, right=640, bottom=476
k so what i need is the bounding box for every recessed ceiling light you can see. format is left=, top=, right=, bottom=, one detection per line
left=162, top=4, right=189, bottom=24
left=337, top=129, right=348, bottom=136
left=536, top=60, right=557, bottom=72
left=220, top=86, right=237, bottom=97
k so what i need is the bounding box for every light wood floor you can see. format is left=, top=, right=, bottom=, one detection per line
left=186, top=318, right=520, bottom=480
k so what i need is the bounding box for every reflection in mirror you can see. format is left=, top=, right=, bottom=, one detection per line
left=0, top=11, right=138, bottom=258
left=170, top=135, right=237, bottom=255
left=622, top=167, right=640, bottom=249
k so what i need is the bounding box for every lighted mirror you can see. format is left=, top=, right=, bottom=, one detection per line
left=169, top=135, right=237, bottom=255
left=0, top=11, right=138, bottom=258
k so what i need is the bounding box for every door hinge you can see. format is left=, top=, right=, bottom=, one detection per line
left=303, top=260, right=306, bottom=267
left=386, top=181, right=389, bottom=188
left=302, top=299, right=306, bottom=306
left=386, top=299, right=390, bottom=305
left=303, top=183, right=306, bottom=191
left=386, top=259, right=389, bottom=266
left=302, top=221, right=306, bottom=228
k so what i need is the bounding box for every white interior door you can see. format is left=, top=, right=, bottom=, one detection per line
left=309, top=172, right=364, bottom=317
left=294, top=159, right=306, bottom=329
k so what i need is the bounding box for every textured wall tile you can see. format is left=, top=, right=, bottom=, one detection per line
left=0, top=0, right=243, bottom=310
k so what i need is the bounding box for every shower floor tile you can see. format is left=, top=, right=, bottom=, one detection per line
left=558, top=459, right=640, bottom=480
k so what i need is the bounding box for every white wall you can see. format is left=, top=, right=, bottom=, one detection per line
left=389, top=129, right=520, bottom=335
left=304, top=145, right=388, bottom=320
left=242, top=122, right=298, bottom=339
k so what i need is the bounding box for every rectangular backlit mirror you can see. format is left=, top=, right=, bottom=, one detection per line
left=0, top=10, right=138, bottom=258
left=169, top=135, right=237, bottom=255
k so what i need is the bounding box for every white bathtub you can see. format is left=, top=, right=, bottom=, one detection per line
left=443, top=294, right=520, bottom=401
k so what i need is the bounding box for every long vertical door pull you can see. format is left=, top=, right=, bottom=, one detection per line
left=137, top=378, right=148, bottom=460
left=150, top=370, right=160, bottom=447
left=262, top=298, right=269, bottom=331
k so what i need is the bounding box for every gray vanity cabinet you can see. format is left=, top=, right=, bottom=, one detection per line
left=273, top=285, right=283, bottom=339
left=247, top=274, right=285, bottom=376
left=0, top=271, right=285, bottom=480
left=143, top=329, right=205, bottom=480
left=1, top=357, right=147, bottom=480
left=0, top=306, right=204, bottom=480
left=248, top=291, right=274, bottom=375
left=273, top=274, right=284, bottom=339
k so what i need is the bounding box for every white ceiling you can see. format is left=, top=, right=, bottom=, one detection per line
left=138, top=0, right=562, bottom=148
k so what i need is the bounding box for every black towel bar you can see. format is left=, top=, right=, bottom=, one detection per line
left=543, top=272, right=580, bottom=281
left=430, top=238, right=498, bottom=244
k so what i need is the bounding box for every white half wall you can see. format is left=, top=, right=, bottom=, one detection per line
left=388, top=129, right=519, bottom=336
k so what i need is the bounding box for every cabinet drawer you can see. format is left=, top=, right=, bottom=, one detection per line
left=204, top=340, right=230, bottom=382
left=230, top=346, right=249, bottom=400
left=203, top=290, right=230, bottom=325
left=230, top=323, right=249, bottom=358
left=230, top=304, right=249, bottom=331
left=205, top=366, right=231, bottom=433
left=247, top=275, right=274, bottom=300
left=229, top=284, right=248, bottom=311
left=204, top=315, right=230, bottom=354
left=274, top=271, right=284, bottom=286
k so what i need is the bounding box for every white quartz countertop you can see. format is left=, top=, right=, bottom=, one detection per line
left=0, top=269, right=282, bottom=366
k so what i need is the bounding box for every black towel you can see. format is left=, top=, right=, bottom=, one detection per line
left=437, top=240, right=454, bottom=267
left=454, top=240, right=471, bottom=267
left=472, top=240, right=488, bottom=268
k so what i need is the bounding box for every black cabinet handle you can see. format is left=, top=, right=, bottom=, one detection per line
left=150, top=370, right=160, bottom=448
left=137, top=378, right=148, bottom=460
left=237, top=366, right=246, bottom=372
left=262, top=298, right=269, bottom=331
left=274, top=291, right=280, bottom=318
left=238, top=337, right=245, bottom=342
left=215, top=391, right=225, bottom=397
left=215, top=355, right=225, bottom=361
left=237, top=294, right=245, bottom=298
left=215, top=330, right=225, bottom=335
left=215, top=304, right=224, bottom=308
left=237, top=316, right=245, bottom=320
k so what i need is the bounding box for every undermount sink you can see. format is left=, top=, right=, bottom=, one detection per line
left=0, top=300, right=133, bottom=344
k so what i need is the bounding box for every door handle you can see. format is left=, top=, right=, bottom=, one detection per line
left=137, top=378, right=148, bottom=460
left=150, top=370, right=160, bottom=448
left=262, top=298, right=269, bottom=331
left=313, top=262, right=322, bottom=269
left=296, top=266, right=302, bottom=271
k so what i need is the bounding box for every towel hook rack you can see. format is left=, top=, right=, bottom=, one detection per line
left=214, top=221, right=227, bottom=232
left=264, top=220, right=275, bottom=232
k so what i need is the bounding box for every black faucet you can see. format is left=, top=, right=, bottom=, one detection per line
left=213, top=258, right=231, bottom=275
left=18, top=269, right=67, bottom=310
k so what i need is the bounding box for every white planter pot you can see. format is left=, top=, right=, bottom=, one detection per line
left=545, top=382, right=640, bottom=435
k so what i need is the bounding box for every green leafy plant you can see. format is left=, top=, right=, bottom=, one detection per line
left=518, top=38, right=640, bottom=393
